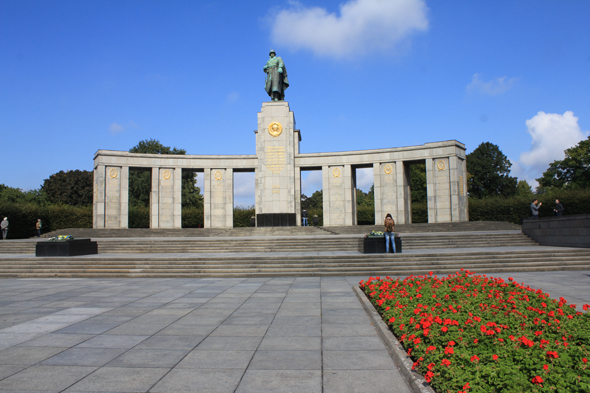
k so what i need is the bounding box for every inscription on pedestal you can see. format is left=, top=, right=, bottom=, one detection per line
left=266, top=146, right=285, bottom=173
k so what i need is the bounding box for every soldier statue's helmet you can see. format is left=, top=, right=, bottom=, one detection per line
left=269, top=49, right=276, bottom=55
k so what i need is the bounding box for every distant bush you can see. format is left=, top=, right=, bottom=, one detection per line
left=234, top=206, right=255, bottom=227
left=469, top=189, right=590, bottom=224
left=357, top=205, right=375, bottom=225
left=0, top=202, right=92, bottom=239
left=412, top=202, right=428, bottom=223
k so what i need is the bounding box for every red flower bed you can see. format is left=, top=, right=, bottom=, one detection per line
left=360, top=269, right=590, bottom=392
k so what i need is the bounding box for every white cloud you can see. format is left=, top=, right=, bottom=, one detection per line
left=512, top=111, right=589, bottom=186
left=227, top=91, right=239, bottom=103
left=301, top=170, right=322, bottom=196
left=356, top=168, right=373, bottom=191
left=109, top=121, right=138, bottom=135
left=467, top=73, right=517, bottom=95
left=109, top=123, right=124, bottom=134
left=269, top=0, right=428, bottom=58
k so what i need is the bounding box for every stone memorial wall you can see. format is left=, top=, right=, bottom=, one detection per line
left=93, top=101, right=468, bottom=228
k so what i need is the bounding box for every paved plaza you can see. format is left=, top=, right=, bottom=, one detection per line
left=0, top=271, right=590, bottom=392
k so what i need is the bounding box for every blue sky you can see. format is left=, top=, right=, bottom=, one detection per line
left=1, top=0, right=589, bottom=207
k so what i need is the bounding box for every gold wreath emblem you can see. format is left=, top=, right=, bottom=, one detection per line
left=268, top=122, right=283, bottom=137
left=332, top=168, right=341, bottom=178
left=163, top=170, right=171, bottom=180
left=437, top=160, right=446, bottom=171
left=384, top=164, right=392, bottom=175
left=214, top=171, right=222, bottom=180
left=109, top=168, right=118, bottom=179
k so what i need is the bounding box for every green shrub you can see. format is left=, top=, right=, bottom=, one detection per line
left=128, top=205, right=149, bottom=228
left=233, top=206, right=255, bottom=227
left=357, top=205, right=375, bottom=225
left=0, top=202, right=92, bottom=239
left=469, top=189, right=590, bottom=224
left=412, top=202, right=428, bottom=223
left=182, top=207, right=204, bottom=228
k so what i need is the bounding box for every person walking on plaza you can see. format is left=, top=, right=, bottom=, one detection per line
left=554, top=199, right=564, bottom=216
left=1, top=217, right=8, bottom=239
left=384, top=213, right=396, bottom=253
left=302, top=209, right=308, bottom=226
left=36, top=219, right=42, bottom=238
left=530, top=199, right=542, bottom=218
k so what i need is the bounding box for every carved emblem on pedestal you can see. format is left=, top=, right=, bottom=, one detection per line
left=268, top=122, right=283, bottom=137
left=109, top=168, right=118, bottom=179
left=437, top=160, right=446, bottom=171
left=162, top=170, right=171, bottom=180
left=214, top=171, right=222, bottom=180
left=384, top=164, right=393, bottom=175
left=332, top=168, right=341, bottom=178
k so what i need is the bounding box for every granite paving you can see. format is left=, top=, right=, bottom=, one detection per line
left=0, top=271, right=589, bottom=392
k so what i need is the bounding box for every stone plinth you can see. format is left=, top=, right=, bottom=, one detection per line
left=255, top=102, right=298, bottom=226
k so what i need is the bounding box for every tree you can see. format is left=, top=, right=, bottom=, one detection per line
left=516, top=180, right=534, bottom=197
left=301, top=190, right=323, bottom=210
left=41, top=170, right=93, bottom=206
left=410, top=163, right=427, bottom=204
left=356, top=185, right=374, bottom=207
left=128, top=139, right=203, bottom=208
left=466, top=142, right=517, bottom=198
left=537, top=136, right=590, bottom=190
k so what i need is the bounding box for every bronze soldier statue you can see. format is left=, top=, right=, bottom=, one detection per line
left=264, top=49, right=289, bottom=101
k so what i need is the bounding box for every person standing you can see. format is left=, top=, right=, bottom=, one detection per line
left=1, top=217, right=8, bottom=239
left=384, top=213, right=396, bottom=253
left=554, top=199, right=564, bottom=216
left=302, top=209, right=308, bottom=226
left=36, top=219, right=42, bottom=238
left=530, top=200, right=542, bottom=218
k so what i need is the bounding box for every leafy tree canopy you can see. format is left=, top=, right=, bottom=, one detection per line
left=410, top=163, right=427, bottom=204
left=356, top=184, right=374, bottom=207
left=301, top=190, right=323, bottom=210
left=41, top=170, right=93, bottom=206
left=536, top=136, right=590, bottom=191
left=128, top=139, right=202, bottom=208
left=0, top=184, right=47, bottom=205
left=516, top=180, right=534, bottom=197
left=129, top=139, right=186, bottom=155
left=466, top=142, right=517, bottom=198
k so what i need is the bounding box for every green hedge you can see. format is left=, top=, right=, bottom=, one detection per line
left=469, top=189, right=590, bottom=224
left=0, top=202, right=92, bottom=239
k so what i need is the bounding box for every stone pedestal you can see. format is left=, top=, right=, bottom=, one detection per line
left=254, top=102, right=299, bottom=226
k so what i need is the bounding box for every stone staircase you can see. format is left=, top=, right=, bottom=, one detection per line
left=1, top=221, right=588, bottom=278
left=1, top=248, right=590, bottom=278
left=0, top=231, right=536, bottom=254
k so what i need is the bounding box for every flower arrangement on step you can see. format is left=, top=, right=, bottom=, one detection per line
left=48, top=235, right=74, bottom=241
left=360, top=269, right=590, bottom=392
left=365, top=230, right=399, bottom=238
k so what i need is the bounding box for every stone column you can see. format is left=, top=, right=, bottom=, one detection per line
left=105, top=166, right=122, bottom=228
left=174, top=168, right=182, bottom=228
left=157, top=168, right=177, bottom=228
left=206, top=168, right=234, bottom=228
left=427, top=157, right=452, bottom=223
left=322, top=164, right=354, bottom=226
left=150, top=168, right=159, bottom=228
left=374, top=162, right=397, bottom=224
left=295, top=167, right=302, bottom=226
left=322, top=165, right=331, bottom=226
left=94, top=165, right=105, bottom=228
left=449, top=156, right=468, bottom=222
left=203, top=168, right=212, bottom=228
left=120, top=166, right=129, bottom=228
left=396, top=161, right=411, bottom=224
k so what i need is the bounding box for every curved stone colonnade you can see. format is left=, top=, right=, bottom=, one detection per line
left=93, top=102, right=468, bottom=228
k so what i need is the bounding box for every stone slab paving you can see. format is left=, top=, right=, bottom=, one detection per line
left=1, top=271, right=590, bottom=392
left=0, top=276, right=412, bottom=393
